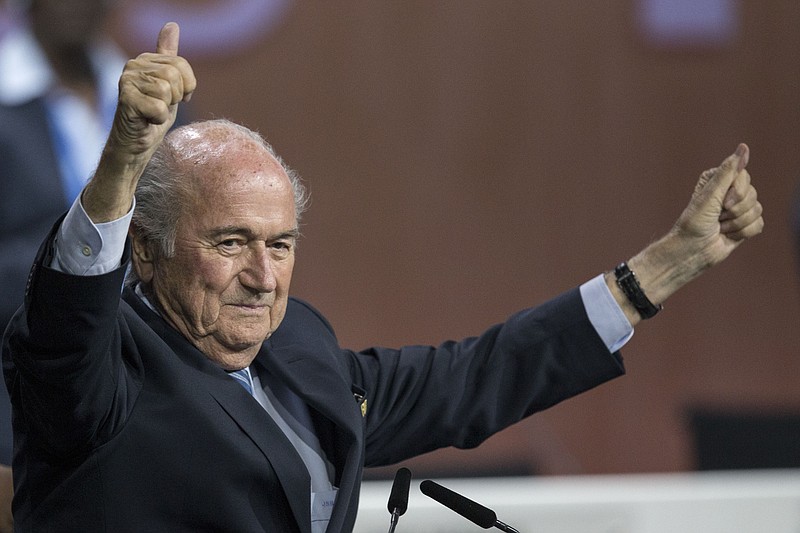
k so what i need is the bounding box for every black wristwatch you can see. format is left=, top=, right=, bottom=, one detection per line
left=613, top=262, right=662, bottom=319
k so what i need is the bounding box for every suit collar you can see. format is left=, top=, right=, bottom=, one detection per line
left=258, top=338, right=362, bottom=436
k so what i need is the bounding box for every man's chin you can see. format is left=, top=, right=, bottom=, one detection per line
left=205, top=335, right=268, bottom=370
left=223, top=331, right=271, bottom=351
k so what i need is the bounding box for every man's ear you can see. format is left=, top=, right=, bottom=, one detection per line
left=130, top=230, right=155, bottom=283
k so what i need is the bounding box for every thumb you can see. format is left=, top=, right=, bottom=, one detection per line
left=693, top=143, right=749, bottom=206
left=156, top=22, right=180, bottom=56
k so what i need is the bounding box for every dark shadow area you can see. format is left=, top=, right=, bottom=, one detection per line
left=688, top=407, right=800, bottom=471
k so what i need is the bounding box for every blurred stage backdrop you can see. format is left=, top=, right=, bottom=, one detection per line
left=95, top=0, right=800, bottom=477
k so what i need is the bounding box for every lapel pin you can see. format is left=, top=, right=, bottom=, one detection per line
left=352, top=386, right=367, bottom=417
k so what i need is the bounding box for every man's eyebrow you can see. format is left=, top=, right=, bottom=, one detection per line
left=207, top=226, right=253, bottom=240
left=271, top=228, right=301, bottom=241
left=207, top=226, right=300, bottom=241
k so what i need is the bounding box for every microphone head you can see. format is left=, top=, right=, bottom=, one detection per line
left=420, top=479, right=497, bottom=529
left=387, top=467, right=412, bottom=515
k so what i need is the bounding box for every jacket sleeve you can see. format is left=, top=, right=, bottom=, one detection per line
left=3, top=225, right=142, bottom=459
left=345, top=287, right=625, bottom=467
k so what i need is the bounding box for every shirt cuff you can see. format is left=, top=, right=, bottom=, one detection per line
left=53, top=196, right=133, bottom=276
left=580, top=273, right=634, bottom=353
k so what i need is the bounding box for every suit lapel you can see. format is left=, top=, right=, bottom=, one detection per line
left=207, top=373, right=313, bottom=533
left=125, top=291, right=314, bottom=533
left=259, top=341, right=365, bottom=532
left=259, top=340, right=361, bottom=445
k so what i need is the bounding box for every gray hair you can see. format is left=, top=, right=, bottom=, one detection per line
left=127, top=119, right=309, bottom=284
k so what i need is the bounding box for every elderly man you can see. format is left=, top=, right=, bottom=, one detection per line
left=2, top=23, right=763, bottom=533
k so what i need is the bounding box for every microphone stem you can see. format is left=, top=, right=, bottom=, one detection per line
left=495, top=519, right=521, bottom=533
left=387, top=509, right=400, bottom=533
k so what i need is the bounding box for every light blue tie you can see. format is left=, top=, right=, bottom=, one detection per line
left=261, top=368, right=315, bottom=433
left=229, top=367, right=254, bottom=395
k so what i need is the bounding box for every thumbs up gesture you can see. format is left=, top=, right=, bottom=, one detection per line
left=84, top=22, right=196, bottom=222
left=112, top=22, right=196, bottom=157
left=671, top=143, right=764, bottom=265
left=608, top=144, right=764, bottom=326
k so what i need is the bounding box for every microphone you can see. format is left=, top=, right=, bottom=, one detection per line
left=420, top=479, right=520, bottom=533
left=387, top=467, right=412, bottom=533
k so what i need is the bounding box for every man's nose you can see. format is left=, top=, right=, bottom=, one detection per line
left=240, top=245, right=277, bottom=292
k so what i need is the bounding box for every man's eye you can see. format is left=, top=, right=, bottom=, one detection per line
left=218, top=239, right=242, bottom=251
left=270, top=242, right=293, bottom=255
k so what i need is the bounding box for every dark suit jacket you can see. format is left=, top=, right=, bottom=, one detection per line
left=0, top=99, right=191, bottom=464
left=3, top=228, right=625, bottom=532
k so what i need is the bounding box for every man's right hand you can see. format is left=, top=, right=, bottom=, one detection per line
left=83, top=22, right=196, bottom=223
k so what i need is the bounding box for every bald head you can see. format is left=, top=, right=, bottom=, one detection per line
left=128, top=119, right=308, bottom=285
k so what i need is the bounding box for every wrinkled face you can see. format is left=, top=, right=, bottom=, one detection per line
left=134, top=150, right=298, bottom=370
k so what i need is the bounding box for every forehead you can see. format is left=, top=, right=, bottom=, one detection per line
left=180, top=148, right=296, bottom=232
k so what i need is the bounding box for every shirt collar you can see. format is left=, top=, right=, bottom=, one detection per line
left=134, top=282, right=160, bottom=314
